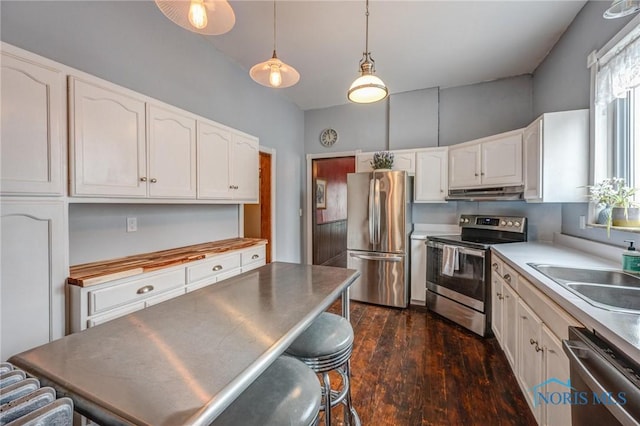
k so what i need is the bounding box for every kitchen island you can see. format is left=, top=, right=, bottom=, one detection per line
left=9, top=262, right=359, bottom=426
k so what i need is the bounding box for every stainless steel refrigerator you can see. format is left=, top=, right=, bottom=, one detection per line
left=347, top=170, right=411, bottom=308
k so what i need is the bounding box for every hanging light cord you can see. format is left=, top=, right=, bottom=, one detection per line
left=272, top=1, right=277, bottom=57
left=364, top=0, right=369, bottom=55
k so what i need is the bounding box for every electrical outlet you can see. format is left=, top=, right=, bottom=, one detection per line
left=126, top=217, right=137, bottom=232
left=579, top=215, right=586, bottom=230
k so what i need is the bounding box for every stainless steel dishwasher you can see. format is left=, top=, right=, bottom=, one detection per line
left=563, top=327, right=640, bottom=425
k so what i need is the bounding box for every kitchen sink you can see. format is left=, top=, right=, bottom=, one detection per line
left=528, top=263, right=640, bottom=313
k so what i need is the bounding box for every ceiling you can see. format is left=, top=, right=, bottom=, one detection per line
left=204, top=1, right=588, bottom=111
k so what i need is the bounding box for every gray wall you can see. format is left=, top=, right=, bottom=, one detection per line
left=533, top=0, right=636, bottom=248
left=1, top=1, right=305, bottom=263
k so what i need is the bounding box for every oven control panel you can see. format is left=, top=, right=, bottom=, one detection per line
left=459, top=215, right=527, bottom=233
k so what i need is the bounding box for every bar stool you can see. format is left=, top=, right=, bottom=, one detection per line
left=212, top=356, right=321, bottom=426
left=286, top=312, right=360, bottom=426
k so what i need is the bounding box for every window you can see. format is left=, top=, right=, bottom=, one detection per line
left=591, top=18, right=640, bottom=206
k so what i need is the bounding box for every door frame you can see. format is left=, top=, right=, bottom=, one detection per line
left=305, top=150, right=360, bottom=265
left=240, top=145, right=276, bottom=261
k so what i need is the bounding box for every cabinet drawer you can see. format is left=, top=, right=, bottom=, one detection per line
left=242, top=260, right=266, bottom=273
left=186, top=254, right=241, bottom=284
left=87, top=302, right=144, bottom=328
left=145, top=288, right=185, bottom=308
left=501, top=264, right=519, bottom=292
left=490, top=255, right=503, bottom=276
left=88, top=269, right=185, bottom=315
left=518, top=276, right=580, bottom=340
left=241, top=246, right=266, bottom=266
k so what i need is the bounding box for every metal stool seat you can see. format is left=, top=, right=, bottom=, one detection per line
left=212, top=356, right=321, bottom=426
left=286, top=312, right=360, bottom=426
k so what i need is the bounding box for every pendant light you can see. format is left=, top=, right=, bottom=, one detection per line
left=250, top=1, right=300, bottom=89
left=603, top=0, right=640, bottom=18
left=347, top=0, right=388, bottom=104
left=155, top=0, right=235, bottom=35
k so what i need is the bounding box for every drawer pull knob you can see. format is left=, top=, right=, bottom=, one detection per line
left=492, top=262, right=498, bottom=270
left=140, top=177, right=147, bottom=182
left=150, top=178, right=157, bottom=183
left=251, top=254, right=259, bottom=260
left=137, top=285, right=154, bottom=294
left=503, top=273, right=511, bottom=283
left=212, top=265, right=223, bottom=271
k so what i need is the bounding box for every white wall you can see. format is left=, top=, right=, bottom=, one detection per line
left=1, top=1, right=305, bottom=263
left=532, top=0, right=636, bottom=248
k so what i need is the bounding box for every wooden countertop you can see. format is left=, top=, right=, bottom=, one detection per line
left=68, top=238, right=267, bottom=287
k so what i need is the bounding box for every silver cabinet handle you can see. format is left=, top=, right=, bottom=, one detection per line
left=140, top=177, right=147, bottom=182
left=229, top=185, right=234, bottom=189
left=503, top=273, right=511, bottom=283
left=349, top=253, right=403, bottom=262
left=251, top=254, right=259, bottom=260
left=212, top=265, right=223, bottom=271
left=535, top=344, right=544, bottom=353
left=137, top=285, right=154, bottom=294
left=150, top=178, right=157, bottom=183
left=492, top=262, right=499, bottom=271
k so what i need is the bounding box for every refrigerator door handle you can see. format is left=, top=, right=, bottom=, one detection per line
left=349, top=253, right=403, bottom=262
left=374, top=178, right=381, bottom=244
left=368, top=178, right=375, bottom=245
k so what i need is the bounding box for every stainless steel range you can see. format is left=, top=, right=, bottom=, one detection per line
left=426, top=214, right=527, bottom=336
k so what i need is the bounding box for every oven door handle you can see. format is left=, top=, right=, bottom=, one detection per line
left=426, top=241, right=485, bottom=258
left=562, top=339, right=640, bottom=426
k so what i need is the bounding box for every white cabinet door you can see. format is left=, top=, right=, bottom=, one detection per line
left=542, top=325, right=572, bottom=426
left=448, top=143, right=481, bottom=188
left=1, top=201, right=66, bottom=361
left=415, top=148, right=447, bottom=202
left=524, top=117, right=542, bottom=201
left=503, top=281, right=518, bottom=370
left=70, top=78, right=147, bottom=197
left=491, top=273, right=504, bottom=344
left=231, top=133, right=259, bottom=202
left=147, top=104, right=196, bottom=198
left=197, top=121, right=232, bottom=199
left=355, top=153, right=374, bottom=173
left=517, top=299, right=543, bottom=423
left=393, top=151, right=416, bottom=174
left=1, top=50, right=65, bottom=196
left=481, top=132, right=523, bottom=186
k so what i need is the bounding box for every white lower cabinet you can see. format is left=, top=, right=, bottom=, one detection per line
left=69, top=244, right=267, bottom=332
left=492, top=252, right=581, bottom=426
left=0, top=200, right=67, bottom=361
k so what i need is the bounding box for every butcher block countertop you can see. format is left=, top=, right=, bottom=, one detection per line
left=68, top=238, right=267, bottom=287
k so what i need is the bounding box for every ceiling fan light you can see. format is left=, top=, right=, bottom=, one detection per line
left=348, top=73, right=388, bottom=103
left=155, top=0, right=235, bottom=35
left=604, top=0, right=640, bottom=18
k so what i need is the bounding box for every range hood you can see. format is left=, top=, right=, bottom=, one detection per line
left=447, top=185, right=524, bottom=201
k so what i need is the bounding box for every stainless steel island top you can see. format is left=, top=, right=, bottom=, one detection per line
left=9, top=262, right=359, bottom=426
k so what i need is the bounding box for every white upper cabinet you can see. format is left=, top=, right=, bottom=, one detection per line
left=197, top=121, right=259, bottom=202
left=231, top=133, right=259, bottom=202
left=1, top=46, right=65, bottom=196
left=449, top=129, right=523, bottom=189
left=414, top=147, right=448, bottom=202
left=70, top=77, right=147, bottom=197
left=355, top=150, right=416, bottom=174
left=523, top=109, right=588, bottom=203
left=197, top=121, right=232, bottom=199
left=147, top=104, right=196, bottom=199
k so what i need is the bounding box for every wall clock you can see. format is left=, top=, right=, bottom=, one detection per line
left=319, top=128, right=338, bottom=147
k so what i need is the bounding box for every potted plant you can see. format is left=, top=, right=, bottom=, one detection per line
left=586, top=177, right=639, bottom=235
left=370, top=151, right=394, bottom=170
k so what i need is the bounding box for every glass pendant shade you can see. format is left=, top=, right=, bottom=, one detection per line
left=604, top=0, right=640, bottom=18
left=155, top=0, right=235, bottom=35
left=250, top=1, right=299, bottom=89
left=348, top=62, right=388, bottom=103
left=348, top=0, right=388, bottom=104
left=250, top=53, right=300, bottom=88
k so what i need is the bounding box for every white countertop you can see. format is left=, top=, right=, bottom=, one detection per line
left=492, top=240, right=640, bottom=362
left=411, top=223, right=460, bottom=239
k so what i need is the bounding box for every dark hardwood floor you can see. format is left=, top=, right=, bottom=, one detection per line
left=326, top=301, right=537, bottom=426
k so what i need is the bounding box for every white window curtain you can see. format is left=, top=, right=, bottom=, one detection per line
left=595, top=23, right=640, bottom=106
